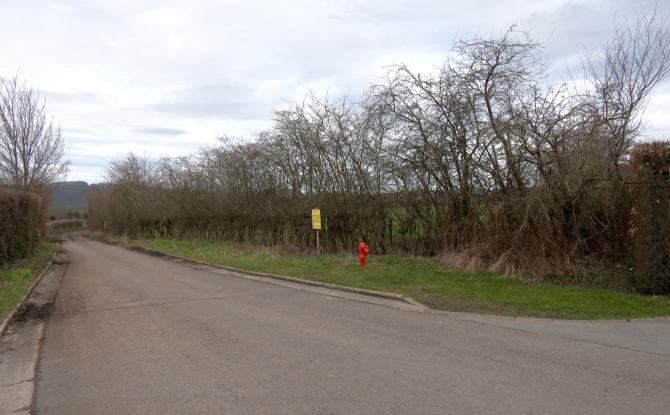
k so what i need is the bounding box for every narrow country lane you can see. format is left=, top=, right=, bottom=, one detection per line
left=35, top=238, right=670, bottom=414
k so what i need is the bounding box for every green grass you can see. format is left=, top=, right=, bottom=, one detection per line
left=90, top=232, right=670, bottom=320
left=0, top=242, right=59, bottom=321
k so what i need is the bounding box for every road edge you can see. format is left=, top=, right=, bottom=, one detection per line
left=0, top=252, right=57, bottom=337
left=130, top=245, right=428, bottom=309
left=86, top=236, right=670, bottom=322
left=88, top=237, right=429, bottom=310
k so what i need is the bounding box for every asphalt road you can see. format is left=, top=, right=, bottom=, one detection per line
left=35, top=239, right=670, bottom=414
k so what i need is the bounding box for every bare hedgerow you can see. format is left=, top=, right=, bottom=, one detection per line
left=89, top=8, right=670, bottom=284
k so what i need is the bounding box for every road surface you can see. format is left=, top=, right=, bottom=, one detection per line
left=35, top=238, right=670, bottom=414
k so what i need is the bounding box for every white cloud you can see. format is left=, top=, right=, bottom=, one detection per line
left=0, top=0, right=668, bottom=182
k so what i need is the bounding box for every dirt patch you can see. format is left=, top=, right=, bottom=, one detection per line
left=13, top=302, right=55, bottom=322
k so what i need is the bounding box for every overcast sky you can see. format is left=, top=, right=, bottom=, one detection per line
left=1, top=0, right=669, bottom=183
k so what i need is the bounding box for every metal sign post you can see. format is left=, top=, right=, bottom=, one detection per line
left=311, top=208, right=321, bottom=255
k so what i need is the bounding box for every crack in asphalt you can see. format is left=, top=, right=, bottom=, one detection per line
left=51, top=291, right=300, bottom=319
left=173, top=261, right=423, bottom=312
left=1, top=378, right=32, bottom=388
left=438, top=313, right=670, bottom=359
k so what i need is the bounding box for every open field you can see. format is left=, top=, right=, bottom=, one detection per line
left=0, top=242, right=58, bottom=320
left=90, top=233, right=670, bottom=320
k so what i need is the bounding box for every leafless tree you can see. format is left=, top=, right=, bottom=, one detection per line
left=585, top=7, right=670, bottom=174
left=89, top=8, right=670, bottom=275
left=0, top=77, right=69, bottom=190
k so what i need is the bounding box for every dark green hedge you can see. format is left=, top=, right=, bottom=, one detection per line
left=630, top=142, right=670, bottom=295
left=0, top=188, right=44, bottom=265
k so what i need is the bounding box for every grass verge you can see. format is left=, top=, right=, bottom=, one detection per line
left=0, top=241, right=59, bottom=321
left=91, top=232, right=670, bottom=320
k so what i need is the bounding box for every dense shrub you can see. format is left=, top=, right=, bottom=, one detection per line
left=630, top=142, right=670, bottom=294
left=0, top=188, right=44, bottom=265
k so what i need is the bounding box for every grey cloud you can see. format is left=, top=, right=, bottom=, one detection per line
left=67, top=153, right=116, bottom=168
left=64, top=127, right=102, bottom=136
left=42, top=90, right=100, bottom=103
left=525, top=0, right=670, bottom=61
left=67, top=136, right=210, bottom=148
left=134, top=127, right=187, bottom=136
left=152, top=83, right=278, bottom=120
left=153, top=100, right=273, bottom=119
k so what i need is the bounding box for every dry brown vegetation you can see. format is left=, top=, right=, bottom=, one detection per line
left=89, top=12, right=670, bottom=291
left=47, top=219, right=85, bottom=233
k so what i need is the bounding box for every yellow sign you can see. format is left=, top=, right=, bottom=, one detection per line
left=311, top=209, right=321, bottom=230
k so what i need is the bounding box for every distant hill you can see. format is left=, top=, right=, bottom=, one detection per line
left=49, top=181, right=90, bottom=218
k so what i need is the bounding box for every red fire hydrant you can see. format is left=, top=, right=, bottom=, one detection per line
left=358, top=242, right=369, bottom=269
